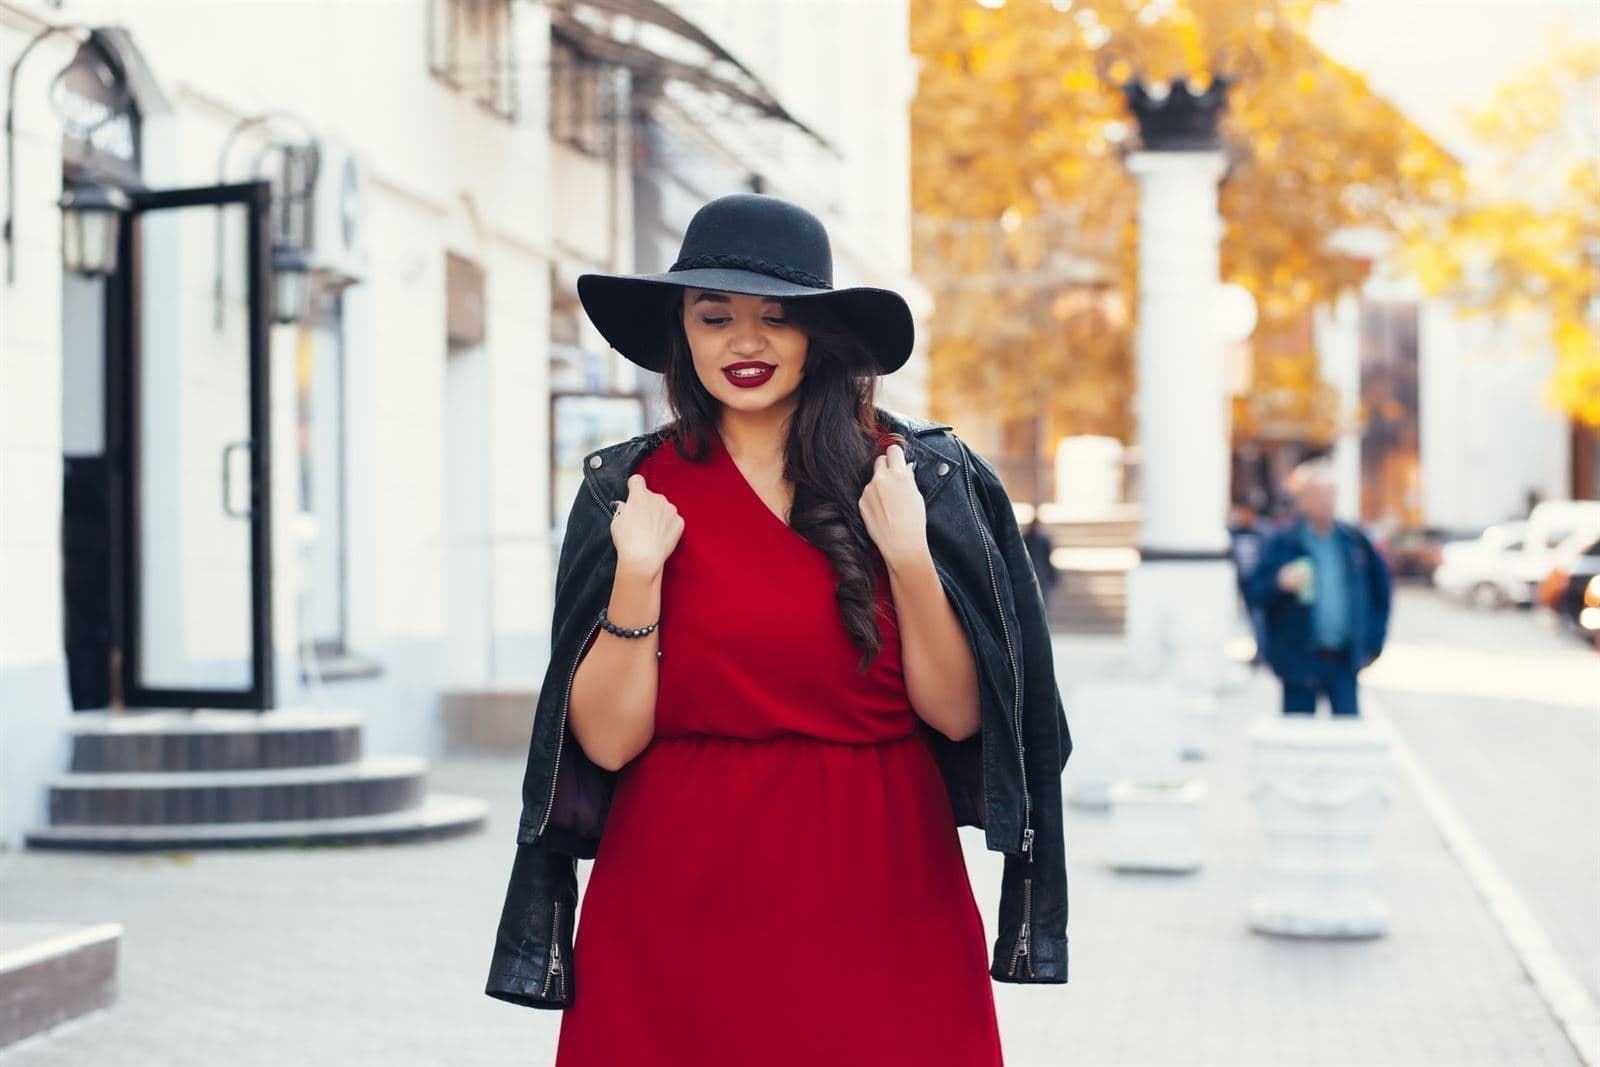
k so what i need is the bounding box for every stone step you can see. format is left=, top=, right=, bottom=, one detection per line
left=439, top=689, right=537, bottom=756
left=46, top=755, right=428, bottom=826
left=0, top=922, right=121, bottom=1049
left=1050, top=567, right=1128, bottom=635
left=65, top=708, right=364, bottom=773
left=1045, top=521, right=1143, bottom=548
left=24, top=793, right=489, bottom=851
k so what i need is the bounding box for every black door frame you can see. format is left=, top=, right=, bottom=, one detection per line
left=116, top=179, right=275, bottom=710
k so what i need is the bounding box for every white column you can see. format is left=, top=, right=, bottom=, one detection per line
left=1122, top=151, right=1236, bottom=685
left=1316, top=293, right=1363, bottom=522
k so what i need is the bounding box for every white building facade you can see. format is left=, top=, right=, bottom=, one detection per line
left=1314, top=263, right=1572, bottom=533
left=0, top=0, right=926, bottom=846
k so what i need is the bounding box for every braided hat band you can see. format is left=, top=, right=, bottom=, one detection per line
left=668, top=253, right=831, bottom=291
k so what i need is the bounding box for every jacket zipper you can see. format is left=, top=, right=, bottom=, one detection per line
left=583, top=469, right=612, bottom=514
left=952, top=433, right=1033, bottom=851
left=540, top=899, right=566, bottom=1000
left=953, top=432, right=1038, bottom=975
left=1008, top=876, right=1036, bottom=978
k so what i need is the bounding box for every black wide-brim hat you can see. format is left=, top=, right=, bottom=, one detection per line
left=576, top=193, right=915, bottom=376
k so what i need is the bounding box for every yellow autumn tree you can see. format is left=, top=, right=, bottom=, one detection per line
left=911, top=0, right=1459, bottom=447
left=1403, top=28, right=1600, bottom=428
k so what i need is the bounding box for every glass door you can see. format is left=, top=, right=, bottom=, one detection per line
left=121, top=181, right=274, bottom=709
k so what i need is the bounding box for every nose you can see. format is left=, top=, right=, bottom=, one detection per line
left=729, top=316, right=765, bottom=355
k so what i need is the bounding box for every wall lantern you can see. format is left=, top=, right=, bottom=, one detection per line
left=270, top=240, right=312, bottom=326
left=4, top=23, right=132, bottom=286
left=215, top=112, right=320, bottom=328
left=57, top=179, right=130, bottom=277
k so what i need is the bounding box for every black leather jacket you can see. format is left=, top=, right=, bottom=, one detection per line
left=485, top=407, right=1072, bottom=1010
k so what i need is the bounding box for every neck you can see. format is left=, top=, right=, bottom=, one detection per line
left=1305, top=516, right=1335, bottom=536
left=717, top=404, right=792, bottom=465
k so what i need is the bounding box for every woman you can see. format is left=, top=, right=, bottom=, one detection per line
left=486, top=194, right=1071, bottom=1065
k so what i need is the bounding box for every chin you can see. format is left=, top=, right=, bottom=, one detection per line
left=712, top=381, right=800, bottom=413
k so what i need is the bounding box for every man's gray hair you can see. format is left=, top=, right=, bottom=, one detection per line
left=1285, top=457, right=1337, bottom=498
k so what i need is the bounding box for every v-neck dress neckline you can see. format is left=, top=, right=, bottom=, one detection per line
left=711, top=428, right=799, bottom=540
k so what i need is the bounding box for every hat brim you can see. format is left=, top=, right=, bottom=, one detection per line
left=576, top=269, right=914, bottom=376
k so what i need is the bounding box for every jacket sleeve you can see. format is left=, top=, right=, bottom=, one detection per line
left=1243, top=532, right=1293, bottom=611
left=484, top=840, right=578, bottom=1009
left=485, top=479, right=609, bottom=1011
left=960, top=438, right=1070, bottom=984
left=1363, top=530, right=1393, bottom=658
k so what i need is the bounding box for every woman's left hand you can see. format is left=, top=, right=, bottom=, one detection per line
left=859, top=443, right=929, bottom=570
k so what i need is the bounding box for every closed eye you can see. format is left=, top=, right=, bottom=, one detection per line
left=699, top=316, right=791, bottom=327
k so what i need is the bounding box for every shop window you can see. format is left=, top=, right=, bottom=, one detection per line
left=1358, top=301, right=1422, bottom=529
left=550, top=35, right=621, bottom=158
left=428, top=0, right=517, bottom=121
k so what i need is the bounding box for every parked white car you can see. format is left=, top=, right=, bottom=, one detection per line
left=1433, top=522, right=1541, bottom=608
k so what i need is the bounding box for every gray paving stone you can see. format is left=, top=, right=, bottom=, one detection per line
left=0, top=621, right=1584, bottom=1066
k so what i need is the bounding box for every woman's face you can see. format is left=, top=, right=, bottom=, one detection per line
left=680, top=288, right=808, bottom=417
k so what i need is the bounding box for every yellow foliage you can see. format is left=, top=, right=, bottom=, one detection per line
left=1403, top=26, right=1600, bottom=427
left=911, top=0, right=1459, bottom=443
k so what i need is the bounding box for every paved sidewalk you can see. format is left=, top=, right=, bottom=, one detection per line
left=984, top=636, right=1582, bottom=1066
left=0, top=634, right=1582, bottom=1066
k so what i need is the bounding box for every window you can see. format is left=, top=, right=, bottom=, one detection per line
left=550, top=35, right=622, bottom=158
left=1358, top=301, right=1421, bottom=528
left=298, top=290, right=352, bottom=662
left=428, top=0, right=517, bottom=121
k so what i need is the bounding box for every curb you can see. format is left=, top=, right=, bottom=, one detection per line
left=1371, top=692, right=1599, bottom=1066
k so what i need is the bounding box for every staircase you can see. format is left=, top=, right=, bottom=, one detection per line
left=1043, top=517, right=1139, bottom=635
left=25, top=708, right=487, bottom=850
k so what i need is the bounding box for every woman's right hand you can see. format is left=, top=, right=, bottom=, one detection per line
left=610, top=473, right=684, bottom=575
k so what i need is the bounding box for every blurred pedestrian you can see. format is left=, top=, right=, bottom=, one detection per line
left=1024, top=512, right=1059, bottom=613
left=1227, top=503, right=1269, bottom=667
left=1244, top=459, right=1392, bottom=716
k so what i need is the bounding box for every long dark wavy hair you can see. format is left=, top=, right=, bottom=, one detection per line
left=657, top=290, right=907, bottom=671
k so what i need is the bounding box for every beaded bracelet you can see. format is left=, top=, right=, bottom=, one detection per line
left=598, top=606, right=659, bottom=639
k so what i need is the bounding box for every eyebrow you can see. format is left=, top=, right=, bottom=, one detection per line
left=690, top=292, right=786, bottom=309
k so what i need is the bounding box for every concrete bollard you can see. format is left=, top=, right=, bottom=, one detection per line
left=1108, top=778, right=1207, bottom=873
left=1173, top=646, right=1220, bottom=761
left=1065, top=678, right=1186, bottom=809
left=1246, top=712, right=1394, bottom=938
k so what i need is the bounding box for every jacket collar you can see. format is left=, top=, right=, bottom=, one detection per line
left=1295, top=517, right=1352, bottom=545
left=580, top=406, right=960, bottom=504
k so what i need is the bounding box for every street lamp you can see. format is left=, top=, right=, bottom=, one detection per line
left=215, top=112, right=320, bottom=329
left=4, top=24, right=130, bottom=286
left=57, top=179, right=130, bottom=277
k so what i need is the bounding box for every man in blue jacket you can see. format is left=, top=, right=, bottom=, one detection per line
left=1244, top=460, right=1392, bottom=716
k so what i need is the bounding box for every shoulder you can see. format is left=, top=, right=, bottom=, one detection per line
left=874, top=405, right=954, bottom=441
left=580, top=423, right=679, bottom=483
left=1336, top=521, right=1376, bottom=549
left=1262, top=526, right=1300, bottom=553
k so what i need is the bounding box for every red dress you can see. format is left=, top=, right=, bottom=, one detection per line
left=554, top=427, right=1004, bottom=1066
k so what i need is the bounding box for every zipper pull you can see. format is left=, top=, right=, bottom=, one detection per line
left=1021, top=826, right=1035, bottom=859
left=549, top=940, right=563, bottom=975
left=1016, top=920, right=1031, bottom=955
